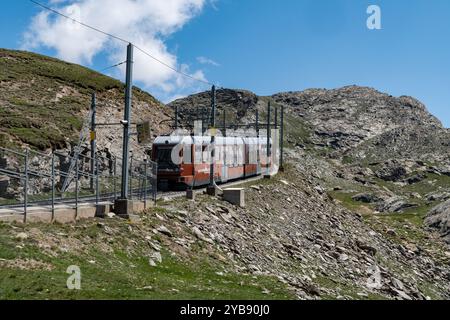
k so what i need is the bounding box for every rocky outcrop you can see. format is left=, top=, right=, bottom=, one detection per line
left=377, top=197, right=419, bottom=213
left=426, top=201, right=450, bottom=244
left=272, top=86, right=444, bottom=152
left=168, top=89, right=260, bottom=128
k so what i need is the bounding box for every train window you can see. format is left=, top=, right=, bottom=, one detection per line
left=239, top=144, right=244, bottom=165
left=202, top=145, right=209, bottom=164
left=156, top=147, right=176, bottom=169
left=194, top=144, right=202, bottom=165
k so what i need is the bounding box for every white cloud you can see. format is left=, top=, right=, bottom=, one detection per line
left=197, top=56, right=220, bottom=66
left=23, top=0, right=211, bottom=101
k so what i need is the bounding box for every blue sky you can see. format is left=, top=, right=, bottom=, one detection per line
left=1, top=0, right=450, bottom=127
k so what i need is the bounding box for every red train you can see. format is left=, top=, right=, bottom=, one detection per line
left=152, top=135, right=274, bottom=189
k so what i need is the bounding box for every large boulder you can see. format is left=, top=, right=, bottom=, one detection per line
left=375, top=161, right=408, bottom=182
left=425, top=200, right=450, bottom=244
left=377, top=197, right=419, bottom=213
left=352, top=193, right=382, bottom=204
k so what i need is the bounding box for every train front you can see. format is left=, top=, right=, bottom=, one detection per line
left=152, top=135, right=192, bottom=190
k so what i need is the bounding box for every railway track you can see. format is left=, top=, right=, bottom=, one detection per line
left=0, top=175, right=264, bottom=216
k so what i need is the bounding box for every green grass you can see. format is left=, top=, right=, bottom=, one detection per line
left=314, top=275, right=388, bottom=300
left=328, top=190, right=373, bottom=214
left=0, top=221, right=294, bottom=300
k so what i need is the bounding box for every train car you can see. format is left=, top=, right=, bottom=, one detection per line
left=152, top=135, right=273, bottom=190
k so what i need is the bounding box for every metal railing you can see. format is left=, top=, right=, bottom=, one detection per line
left=0, top=147, right=157, bottom=223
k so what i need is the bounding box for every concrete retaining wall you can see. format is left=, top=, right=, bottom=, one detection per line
left=0, top=200, right=151, bottom=224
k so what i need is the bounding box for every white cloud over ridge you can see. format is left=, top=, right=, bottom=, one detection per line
left=23, top=0, right=211, bottom=101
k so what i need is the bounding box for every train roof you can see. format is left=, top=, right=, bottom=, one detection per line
left=153, top=135, right=269, bottom=146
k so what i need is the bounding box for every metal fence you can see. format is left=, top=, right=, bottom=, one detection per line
left=0, top=147, right=157, bottom=223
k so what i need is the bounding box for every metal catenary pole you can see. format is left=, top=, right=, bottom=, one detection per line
left=256, top=109, right=260, bottom=173
left=223, top=109, right=227, bottom=137
left=144, top=158, right=148, bottom=210
left=120, top=43, right=134, bottom=200
left=154, top=162, right=158, bottom=205
left=51, top=153, right=55, bottom=222
left=175, top=106, right=179, bottom=130
left=113, top=158, right=117, bottom=200
left=274, top=106, right=278, bottom=130
left=129, top=153, right=134, bottom=200
left=280, top=106, right=285, bottom=172
left=24, top=149, right=29, bottom=224
left=209, top=85, right=216, bottom=188
left=256, top=109, right=260, bottom=137
left=90, top=92, right=97, bottom=190
left=95, top=156, right=100, bottom=206
left=266, top=102, right=271, bottom=176
left=75, top=155, right=79, bottom=219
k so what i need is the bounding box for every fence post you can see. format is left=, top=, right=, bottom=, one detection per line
left=51, top=153, right=55, bottom=222
left=23, top=149, right=29, bottom=224
left=75, top=155, right=79, bottom=220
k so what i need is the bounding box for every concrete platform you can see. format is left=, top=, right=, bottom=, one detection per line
left=0, top=200, right=151, bottom=224
left=223, top=188, right=245, bottom=208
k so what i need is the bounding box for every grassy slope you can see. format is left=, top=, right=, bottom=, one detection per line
left=0, top=49, right=160, bottom=150
left=0, top=218, right=293, bottom=300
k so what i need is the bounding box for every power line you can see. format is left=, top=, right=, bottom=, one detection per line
left=30, top=0, right=128, bottom=44
left=99, top=61, right=127, bottom=72
left=29, top=0, right=215, bottom=87
left=134, top=45, right=214, bottom=86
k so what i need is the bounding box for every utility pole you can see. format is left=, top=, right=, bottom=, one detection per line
left=174, top=106, right=179, bottom=130
left=264, top=101, right=271, bottom=178
left=274, top=107, right=278, bottom=130
left=256, top=109, right=259, bottom=137
left=280, top=105, right=285, bottom=172
left=207, top=85, right=218, bottom=196
left=223, top=109, right=227, bottom=137
left=115, top=43, right=134, bottom=217
left=256, top=108, right=260, bottom=174
left=90, top=92, right=96, bottom=190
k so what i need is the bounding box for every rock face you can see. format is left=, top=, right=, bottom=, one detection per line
left=272, top=86, right=448, bottom=162
left=425, top=201, right=450, bottom=244
left=169, top=89, right=259, bottom=121
left=375, top=161, right=408, bottom=182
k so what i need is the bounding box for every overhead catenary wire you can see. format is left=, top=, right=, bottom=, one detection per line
left=133, top=45, right=213, bottom=86
left=99, top=61, right=127, bottom=72
left=29, top=0, right=215, bottom=87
